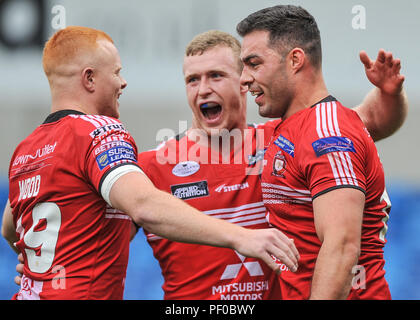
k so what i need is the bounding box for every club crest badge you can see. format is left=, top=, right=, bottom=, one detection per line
left=272, top=151, right=286, bottom=178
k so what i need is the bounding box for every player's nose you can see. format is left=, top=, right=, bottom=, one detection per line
left=240, top=67, right=253, bottom=89
left=121, top=76, right=127, bottom=90
left=198, top=78, right=212, bottom=97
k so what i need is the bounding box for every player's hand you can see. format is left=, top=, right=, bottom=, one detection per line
left=359, top=49, right=405, bottom=95
left=235, top=228, right=299, bottom=274
left=14, top=253, right=24, bottom=286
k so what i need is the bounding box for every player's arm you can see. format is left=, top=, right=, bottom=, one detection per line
left=353, top=49, right=408, bottom=142
left=108, top=170, right=300, bottom=273
left=309, top=188, right=365, bottom=299
left=1, top=199, right=19, bottom=254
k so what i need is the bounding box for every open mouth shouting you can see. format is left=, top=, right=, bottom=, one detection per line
left=200, top=102, right=223, bottom=124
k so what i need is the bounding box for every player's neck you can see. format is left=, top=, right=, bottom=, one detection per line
left=283, top=73, right=329, bottom=120
left=50, top=93, right=91, bottom=115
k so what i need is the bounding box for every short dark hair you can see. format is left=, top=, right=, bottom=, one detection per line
left=236, top=5, right=322, bottom=68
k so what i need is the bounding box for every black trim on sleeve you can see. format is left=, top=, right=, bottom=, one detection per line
left=98, top=162, right=143, bottom=195
left=312, top=185, right=366, bottom=201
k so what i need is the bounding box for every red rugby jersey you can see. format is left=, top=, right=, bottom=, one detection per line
left=138, top=122, right=283, bottom=300
left=8, top=110, right=141, bottom=300
left=261, top=96, right=391, bottom=299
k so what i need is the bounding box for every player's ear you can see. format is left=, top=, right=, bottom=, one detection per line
left=82, top=67, right=95, bottom=92
left=288, top=48, right=305, bottom=74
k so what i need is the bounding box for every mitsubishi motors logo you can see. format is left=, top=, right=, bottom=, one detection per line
left=220, top=251, right=264, bottom=280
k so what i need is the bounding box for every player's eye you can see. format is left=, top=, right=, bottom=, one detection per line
left=244, top=57, right=260, bottom=69
left=186, top=76, right=198, bottom=84
left=248, top=61, right=259, bottom=68
left=210, top=72, right=222, bottom=79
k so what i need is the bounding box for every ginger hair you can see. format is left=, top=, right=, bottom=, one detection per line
left=42, top=26, right=114, bottom=77
left=185, top=30, right=243, bottom=73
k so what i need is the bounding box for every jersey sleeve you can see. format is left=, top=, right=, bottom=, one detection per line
left=299, top=102, right=368, bottom=199
left=80, top=116, right=144, bottom=205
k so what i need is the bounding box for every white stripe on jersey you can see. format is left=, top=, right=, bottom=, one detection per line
left=207, top=206, right=266, bottom=219
left=90, top=115, right=106, bottom=126
left=146, top=202, right=268, bottom=241
left=222, top=212, right=266, bottom=224
left=203, top=201, right=265, bottom=215
left=147, top=234, right=163, bottom=241
left=237, top=218, right=269, bottom=227
left=263, top=199, right=287, bottom=205
left=332, top=101, right=341, bottom=136
left=327, top=153, right=342, bottom=185
left=315, top=101, right=358, bottom=186
left=333, top=152, right=348, bottom=185
left=80, top=115, right=102, bottom=127
left=105, top=214, right=132, bottom=220
left=326, top=102, right=335, bottom=136
left=261, top=182, right=310, bottom=195
left=320, top=103, right=330, bottom=138
left=76, top=114, right=119, bottom=127
left=97, top=115, right=120, bottom=125
left=202, top=202, right=267, bottom=225
left=105, top=207, right=131, bottom=221
left=261, top=191, right=311, bottom=202
left=344, top=152, right=358, bottom=185
left=338, top=152, right=353, bottom=185
left=261, top=182, right=311, bottom=204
